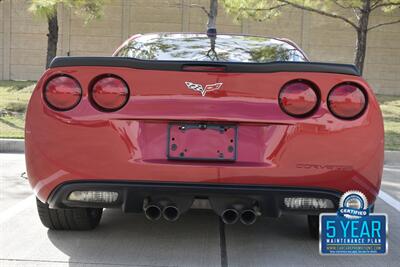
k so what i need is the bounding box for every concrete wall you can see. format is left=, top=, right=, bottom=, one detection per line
left=1, top=0, right=399, bottom=95
left=1, top=1, right=6, bottom=81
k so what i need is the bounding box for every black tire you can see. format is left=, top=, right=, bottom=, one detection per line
left=369, top=204, right=375, bottom=213
left=36, top=198, right=102, bottom=230
left=307, top=215, right=319, bottom=239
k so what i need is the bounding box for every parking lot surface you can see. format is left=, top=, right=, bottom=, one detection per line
left=1, top=153, right=399, bottom=267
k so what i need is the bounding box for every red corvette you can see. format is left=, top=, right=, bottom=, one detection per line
left=25, top=33, right=384, bottom=236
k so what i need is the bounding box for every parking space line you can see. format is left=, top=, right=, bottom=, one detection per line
left=384, top=167, right=400, bottom=172
left=378, top=190, right=400, bottom=212
left=219, top=219, right=228, bottom=267
left=0, top=195, right=35, bottom=225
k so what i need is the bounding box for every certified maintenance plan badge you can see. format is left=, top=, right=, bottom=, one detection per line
left=320, top=191, right=388, bottom=255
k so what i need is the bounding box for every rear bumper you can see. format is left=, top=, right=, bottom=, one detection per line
left=26, top=116, right=384, bottom=204
left=48, top=181, right=341, bottom=217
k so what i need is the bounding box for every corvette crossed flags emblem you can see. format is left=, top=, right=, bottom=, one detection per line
left=185, top=82, right=223, bottom=96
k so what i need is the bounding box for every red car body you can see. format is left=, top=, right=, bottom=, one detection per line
left=26, top=33, right=384, bottom=228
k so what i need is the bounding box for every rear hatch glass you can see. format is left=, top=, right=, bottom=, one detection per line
left=115, top=33, right=307, bottom=63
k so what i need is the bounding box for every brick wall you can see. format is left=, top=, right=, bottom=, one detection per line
left=1, top=0, right=399, bottom=95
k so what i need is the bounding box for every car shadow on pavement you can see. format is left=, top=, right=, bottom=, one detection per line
left=47, top=208, right=222, bottom=267
left=46, top=208, right=316, bottom=267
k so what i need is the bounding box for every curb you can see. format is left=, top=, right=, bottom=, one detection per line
left=0, top=139, right=25, bottom=153
left=0, top=139, right=399, bottom=164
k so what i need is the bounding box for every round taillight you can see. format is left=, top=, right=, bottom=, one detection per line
left=44, top=75, right=82, bottom=111
left=328, top=83, right=367, bottom=120
left=91, top=76, right=129, bottom=111
left=279, top=80, right=319, bottom=117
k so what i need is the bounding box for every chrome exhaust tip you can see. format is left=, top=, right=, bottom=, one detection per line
left=240, top=209, right=257, bottom=225
left=144, top=204, right=162, bottom=221
left=163, top=205, right=180, bottom=222
left=221, top=208, right=239, bottom=224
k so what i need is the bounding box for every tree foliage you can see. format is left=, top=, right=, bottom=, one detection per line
left=222, top=0, right=400, bottom=74
left=223, top=0, right=400, bottom=27
left=28, top=0, right=59, bottom=19
left=28, top=0, right=106, bottom=67
left=29, top=0, right=105, bottom=23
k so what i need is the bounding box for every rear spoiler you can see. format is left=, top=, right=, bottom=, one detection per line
left=49, top=57, right=360, bottom=76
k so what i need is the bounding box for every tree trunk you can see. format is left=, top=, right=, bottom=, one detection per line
left=46, top=11, right=58, bottom=68
left=207, top=0, right=218, bottom=30
left=355, top=25, right=368, bottom=75
left=354, top=2, right=370, bottom=75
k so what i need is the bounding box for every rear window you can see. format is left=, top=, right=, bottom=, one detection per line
left=115, top=33, right=307, bottom=63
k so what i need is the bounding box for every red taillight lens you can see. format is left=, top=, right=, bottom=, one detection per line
left=44, top=75, right=82, bottom=111
left=279, top=80, right=319, bottom=117
left=328, top=83, right=367, bottom=119
left=91, top=76, right=129, bottom=111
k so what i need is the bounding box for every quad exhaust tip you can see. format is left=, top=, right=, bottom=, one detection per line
left=144, top=199, right=259, bottom=225
left=144, top=204, right=162, bottom=221
left=163, top=205, right=180, bottom=222
left=221, top=207, right=259, bottom=225
left=144, top=201, right=181, bottom=222
left=240, top=209, right=257, bottom=225
left=221, top=208, right=240, bottom=224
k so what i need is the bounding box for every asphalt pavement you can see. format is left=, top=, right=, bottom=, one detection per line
left=0, top=153, right=399, bottom=267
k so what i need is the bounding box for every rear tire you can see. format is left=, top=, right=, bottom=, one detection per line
left=307, top=215, right=319, bottom=239
left=369, top=204, right=375, bottom=213
left=36, top=198, right=102, bottom=230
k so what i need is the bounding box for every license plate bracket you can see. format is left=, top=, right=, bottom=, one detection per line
left=167, top=122, right=237, bottom=161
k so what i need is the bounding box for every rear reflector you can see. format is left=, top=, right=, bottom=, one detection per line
left=68, top=191, right=118, bottom=203
left=328, top=82, right=367, bottom=120
left=91, top=75, right=129, bottom=111
left=279, top=80, right=319, bottom=117
left=284, top=197, right=334, bottom=209
left=44, top=75, right=82, bottom=111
